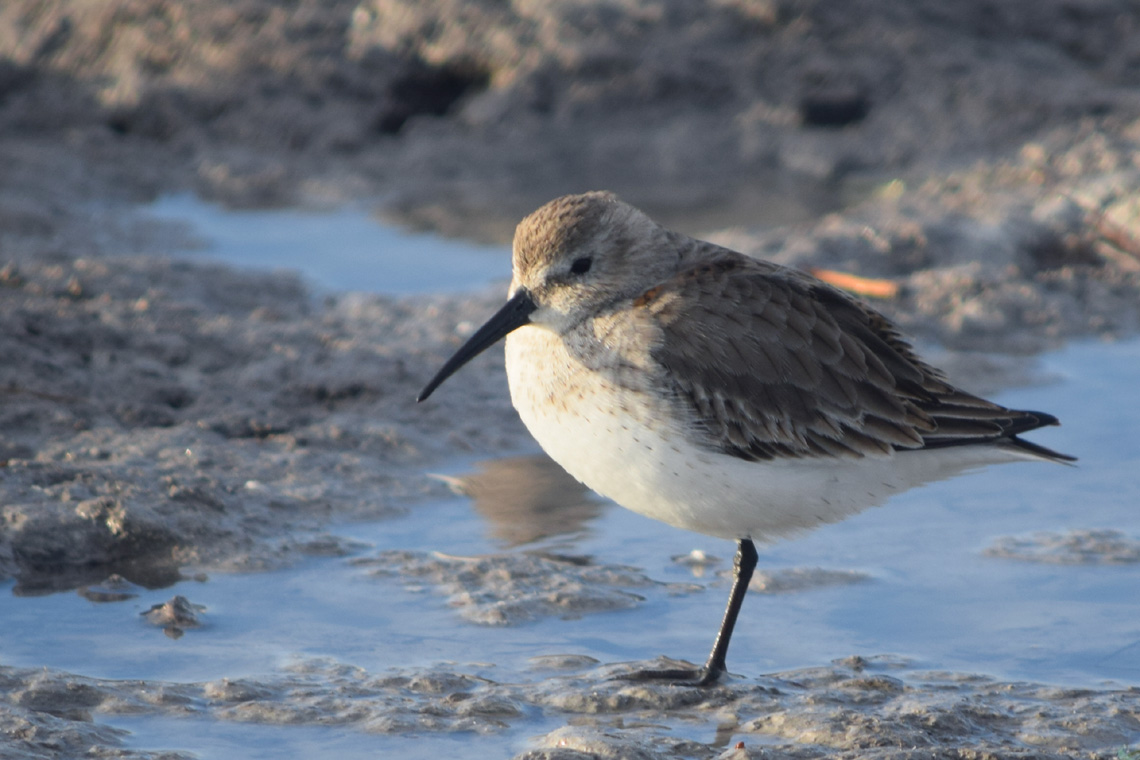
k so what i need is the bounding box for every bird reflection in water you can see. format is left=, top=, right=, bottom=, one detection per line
left=433, top=455, right=603, bottom=546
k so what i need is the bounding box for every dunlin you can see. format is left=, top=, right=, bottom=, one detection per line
left=418, top=191, right=1073, bottom=686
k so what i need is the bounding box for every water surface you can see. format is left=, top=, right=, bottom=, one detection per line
left=146, top=195, right=509, bottom=294
left=2, top=200, right=1136, bottom=757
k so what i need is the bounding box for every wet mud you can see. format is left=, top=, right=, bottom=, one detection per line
left=2, top=654, right=1137, bottom=759
left=1, top=1, right=1139, bottom=757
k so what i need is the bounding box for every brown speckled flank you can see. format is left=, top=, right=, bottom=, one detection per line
left=419, top=191, right=1073, bottom=685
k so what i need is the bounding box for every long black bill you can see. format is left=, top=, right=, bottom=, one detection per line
left=417, top=289, right=538, bottom=402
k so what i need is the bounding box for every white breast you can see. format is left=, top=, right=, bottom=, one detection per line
left=504, top=325, right=1030, bottom=542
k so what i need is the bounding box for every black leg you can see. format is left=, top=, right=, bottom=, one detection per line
left=698, top=538, right=757, bottom=681
left=621, top=538, right=758, bottom=686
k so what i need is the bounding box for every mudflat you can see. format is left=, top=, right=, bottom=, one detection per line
left=1, top=3, right=1138, bottom=758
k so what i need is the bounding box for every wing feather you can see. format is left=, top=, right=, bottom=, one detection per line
left=641, top=250, right=1071, bottom=462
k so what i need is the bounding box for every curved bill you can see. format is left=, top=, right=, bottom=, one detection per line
left=417, top=289, right=538, bottom=402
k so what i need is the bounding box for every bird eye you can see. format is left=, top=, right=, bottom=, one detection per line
left=570, top=257, right=593, bottom=275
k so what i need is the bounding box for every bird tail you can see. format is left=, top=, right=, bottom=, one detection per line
left=1003, top=409, right=1076, bottom=463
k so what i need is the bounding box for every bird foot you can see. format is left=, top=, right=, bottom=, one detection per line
left=615, top=661, right=725, bottom=687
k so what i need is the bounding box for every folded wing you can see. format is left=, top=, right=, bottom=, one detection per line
left=644, top=251, right=1073, bottom=463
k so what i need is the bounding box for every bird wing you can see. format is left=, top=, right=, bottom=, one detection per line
left=639, top=251, right=1060, bottom=461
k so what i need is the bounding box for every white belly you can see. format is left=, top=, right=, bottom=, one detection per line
left=504, top=326, right=1029, bottom=542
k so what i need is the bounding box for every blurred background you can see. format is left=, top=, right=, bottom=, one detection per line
left=1, top=3, right=1139, bottom=759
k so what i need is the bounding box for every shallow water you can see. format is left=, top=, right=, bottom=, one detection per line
left=2, top=201, right=1138, bottom=757
left=145, top=195, right=510, bottom=294
left=1, top=337, right=1137, bottom=756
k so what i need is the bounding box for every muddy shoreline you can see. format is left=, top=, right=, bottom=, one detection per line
left=2, top=1, right=1139, bottom=758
